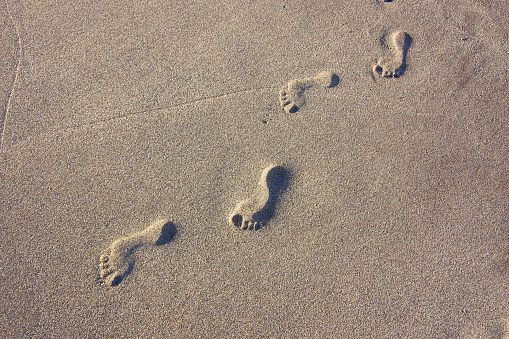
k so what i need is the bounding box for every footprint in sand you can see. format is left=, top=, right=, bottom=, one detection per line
left=229, top=165, right=290, bottom=230
left=98, top=218, right=176, bottom=286
left=279, top=71, right=339, bottom=113
left=373, top=30, right=411, bottom=78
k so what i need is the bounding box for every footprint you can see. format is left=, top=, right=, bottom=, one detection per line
left=373, top=31, right=411, bottom=78
left=279, top=71, right=339, bottom=113
left=229, top=165, right=290, bottom=230
left=98, top=218, right=176, bottom=286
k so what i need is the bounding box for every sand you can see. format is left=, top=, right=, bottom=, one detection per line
left=1, top=0, right=509, bottom=337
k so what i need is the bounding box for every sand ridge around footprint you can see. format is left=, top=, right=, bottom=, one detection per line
left=98, top=218, right=176, bottom=286
left=279, top=71, right=339, bottom=113
left=373, top=30, right=412, bottom=78
left=229, top=165, right=290, bottom=230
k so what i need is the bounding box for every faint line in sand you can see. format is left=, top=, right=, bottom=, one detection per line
left=68, top=86, right=279, bottom=131
left=2, top=86, right=279, bottom=152
left=0, top=1, right=22, bottom=151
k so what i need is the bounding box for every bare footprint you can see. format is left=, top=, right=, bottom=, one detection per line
left=373, top=31, right=411, bottom=78
left=279, top=71, right=339, bottom=113
left=98, top=218, right=176, bottom=286
left=229, top=165, right=290, bottom=230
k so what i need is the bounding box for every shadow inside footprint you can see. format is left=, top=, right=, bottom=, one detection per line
left=249, top=166, right=291, bottom=228
left=109, top=264, right=133, bottom=287
left=288, top=105, right=299, bottom=113
left=329, top=73, right=340, bottom=88
left=394, top=34, right=412, bottom=78
left=154, top=221, right=178, bottom=246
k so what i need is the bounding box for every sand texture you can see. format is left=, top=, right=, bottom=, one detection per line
left=2, top=0, right=509, bottom=337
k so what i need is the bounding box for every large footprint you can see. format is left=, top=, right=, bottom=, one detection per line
left=279, top=71, right=339, bottom=113
left=229, top=165, right=289, bottom=230
left=373, top=31, right=411, bottom=78
left=98, top=218, right=176, bottom=286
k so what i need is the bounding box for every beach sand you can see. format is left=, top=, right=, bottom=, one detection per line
left=1, top=0, right=509, bottom=337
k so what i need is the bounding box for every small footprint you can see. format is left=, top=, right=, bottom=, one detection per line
left=279, top=71, right=339, bottom=113
left=229, top=165, right=289, bottom=230
left=98, top=218, right=176, bottom=286
left=373, top=31, right=411, bottom=78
